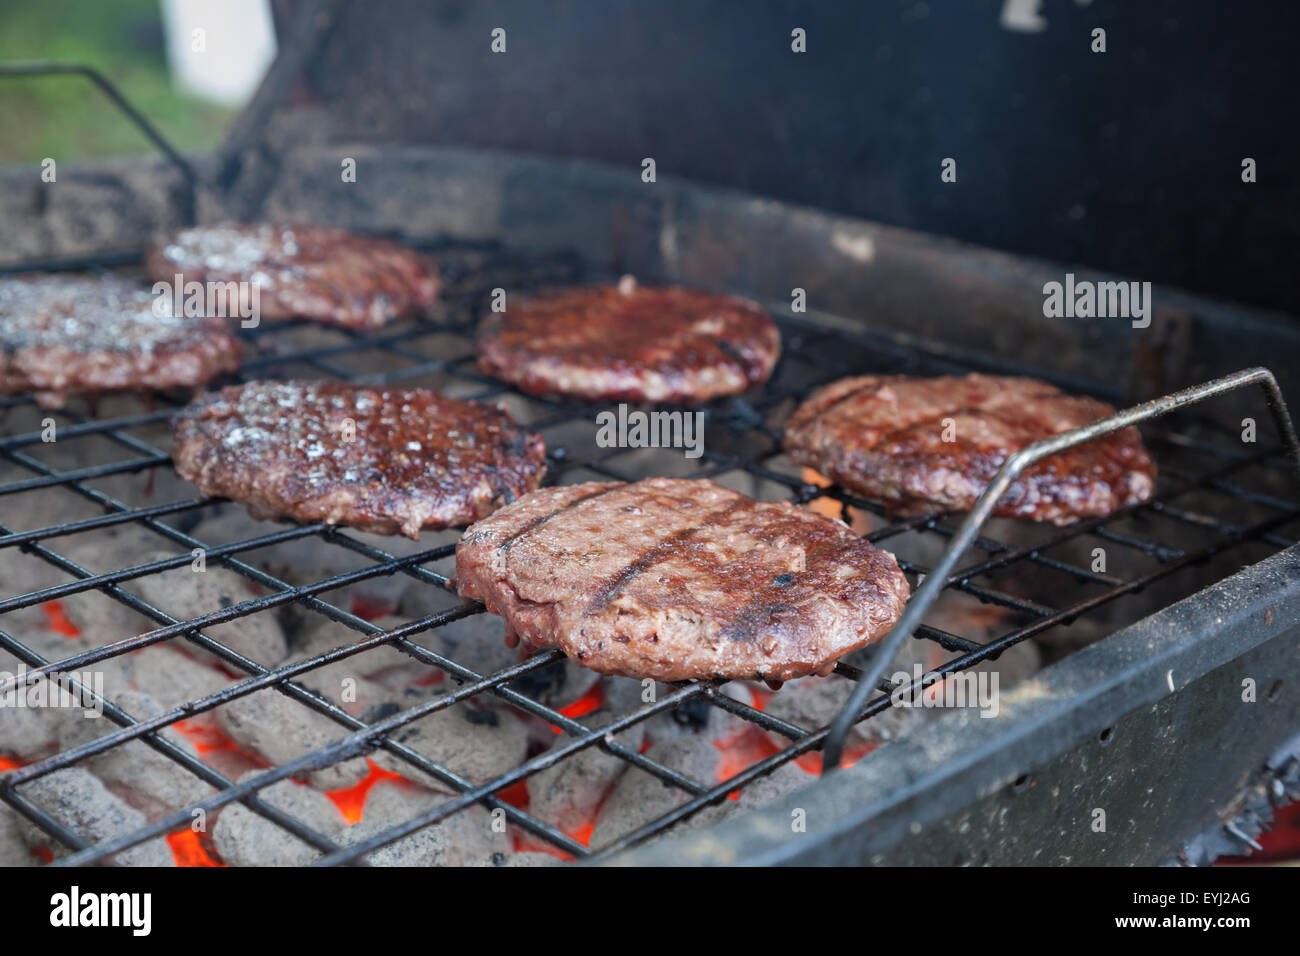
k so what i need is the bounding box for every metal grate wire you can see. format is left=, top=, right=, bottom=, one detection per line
left=0, top=238, right=1296, bottom=866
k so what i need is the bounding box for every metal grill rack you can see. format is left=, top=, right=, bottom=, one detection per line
left=1, top=238, right=1297, bottom=866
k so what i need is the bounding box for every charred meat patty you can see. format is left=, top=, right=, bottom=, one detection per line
left=782, top=373, right=1156, bottom=524
left=173, top=381, right=546, bottom=538
left=455, top=477, right=909, bottom=682
left=476, top=277, right=781, bottom=402
left=0, top=274, right=242, bottom=409
left=147, top=223, right=440, bottom=330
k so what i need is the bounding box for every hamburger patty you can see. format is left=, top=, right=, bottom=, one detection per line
left=146, top=223, right=440, bottom=330
left=476, top=277, right=781, bottom=402
left=0, top=274, right=242, bottom=409
left=455, top=478, right=910, bottom=681
left=172, top=381, right=546, bottom=538
left=783, top=373, right=1156, bottom=524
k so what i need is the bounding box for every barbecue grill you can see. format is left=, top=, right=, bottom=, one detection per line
left=2, top=2, right=1299, bottom=868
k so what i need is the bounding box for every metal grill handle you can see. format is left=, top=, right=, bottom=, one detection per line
left=822, top=366, right=1300, bottom=771
left=0, top=61, right=199, bottom=224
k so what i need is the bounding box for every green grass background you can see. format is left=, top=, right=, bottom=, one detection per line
left=0, top=0, right=240, bottom=164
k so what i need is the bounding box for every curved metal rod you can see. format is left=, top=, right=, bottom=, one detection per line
left=821, top=366, right=1300, bottom=771
left=0, top=60, right=198, bottom=223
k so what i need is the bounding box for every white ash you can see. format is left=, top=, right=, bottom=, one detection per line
left=634, top=682, right=751, bottom=747
left=759, top=628, right=1041, bottom=750
left=121, top=645, right=230, bottom=709
left=56, top=690, right=215, bottom=816
left=212, top=771, right=345, bottom=866
left=512, top=651, right=607, bottom=710
left=285, top=614, right=414, bottom=716
left=16, top=768, right=174, bottom=866
left=0, top=624, right=92, bottom=666
left=477, top=849, right=562, bottom=867
left=589, top=736, right=734, bottom=850
left=523, top=673, right=750, bottom=840
left=128, top=556, right=289, bottom=667
left=596, top=673, right=648, bottom=716
left=341, top=780, right=510, bottom=866
left=1, top=476, right=930, bottom=868
left=20, top=412, right=189, bottom=507
left=415, top=610, right=524, bottom=683
left=919, top=591, right=1044, bottom=685
left=57, top=522, right=177, bottom=579
left=292, top=613, right=446, bottom=699
left=924, top=639, right=1042, bottom=705
left=526, top=696, right=647, bottom=840
left=403, top=605, right=619, bottom=712
left=0, top=627, right=131, bottom=760
left=728, top=761, right=814, bottom=816
left=187, top=508, right=364, bottom=593
left=187, top=505, right=452, bottom=598
left=289, top=658, right=393, bottom=719
left=590, top=734, right=810, bottom=850
left=370, top=701, right=529, bottom=788
left=92, top=462, right=197, bottom=515
left=0, top=531, right=84, bottom=635
left=0, top=468, right=104, bottom=540
left=0, top=683, right=85, bottom=762
left=762, top=674, right=926, bottom=749
left=397, top=571, right=467, bottom=622
left=217, top=686, right=370, bottom=791
left=46, top=524, right=288, bottom=684
left=0, top=805, right=36, bottom=867
left=42, top=586, right=154, bottom=662
left=285, top=611, right=376, bottom=660
left=528, top=739, right=623, bottom=838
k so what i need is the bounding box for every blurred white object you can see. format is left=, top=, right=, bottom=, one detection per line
left=161, top=0, right=277, bottom=105
left=999, top=0, right=1047, bottom=33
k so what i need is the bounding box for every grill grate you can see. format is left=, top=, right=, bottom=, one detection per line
left=1, top=238, right=1296, bottom=866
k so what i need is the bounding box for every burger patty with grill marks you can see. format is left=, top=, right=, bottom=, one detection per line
left=782, top=373, right=1156, bottom=524
left=455, top=478, right=909, bottom=682
left=0, top=274, right=242, bottom=409
left=172, top=381, right=546, bottom=538
left=147, top=223, right=440, bottom=330
left=476, top=278, right=781, bottom=402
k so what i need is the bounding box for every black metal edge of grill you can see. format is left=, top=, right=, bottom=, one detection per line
left=1, top=134, right=1299, bottom=866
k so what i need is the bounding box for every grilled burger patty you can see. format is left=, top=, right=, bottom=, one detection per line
left=173, top=381, right=546, bottom=538
left=146, top=223, right=440, bottom=330
left=783, top=373, right=1156, bottom=524
left=476, top=278, right=781, bottom=402
left=0, top=274, right=242, bottom=409
left=455, top=477, right=909, bottom=681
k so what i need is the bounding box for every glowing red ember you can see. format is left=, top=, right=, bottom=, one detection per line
left=167, top=829, right=225, bottom=867
left=546, top=682, right=606, bottom=733
left=40, top=600, right=81, bottom=637
left=323, top=759, right=408, bottom=824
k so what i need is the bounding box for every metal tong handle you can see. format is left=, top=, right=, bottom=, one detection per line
left=822, top=366, right=1300, bottom=771
left=0, top=60, right=198, bottom=224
